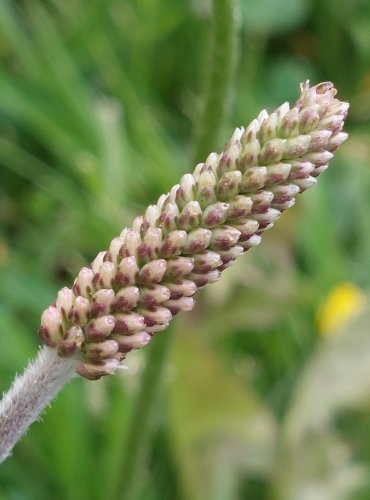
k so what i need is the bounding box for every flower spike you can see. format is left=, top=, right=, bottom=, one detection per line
left=39, top=81, right=349, bottom=380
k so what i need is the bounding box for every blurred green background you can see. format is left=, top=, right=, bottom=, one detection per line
left=0, top=0, right=370, bottom=499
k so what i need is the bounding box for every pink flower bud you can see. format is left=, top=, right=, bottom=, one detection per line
left=69, top=296, right=91, bottom=326
left=74, top=267, right=94, bottom=297
left=138, top=259, right=167, bottom=285
left=165, top=257, right=194, bottom=278
left=183, top=228, right=212, bottom=254
left=202, top=202, right=230, bottom=228
left=91, top=251, right=106, bottom=274
left=39, top=306, right=64, bottom=347
left=164, top=297, right=195, bottom=314
left=114, top=312, right=146, bottom=333
left=85, top=315, right=115, bottom=341
left=109, top=236, right=125, bottom=264
left=115, top=286, right=140, bottom=311
left=192, top=251, right=222, bottom=273
left=160, top=230, right=187, bottom=257
left=227, top=195, right=252, bottom=220
left=56, top=287, right=75, bottom=317
left=91, top=289, right=115, bottom=317
left=178, top=201, right=202, bottom=231
left=116, top=256, right=139, bottom=287
left=164, top=279, right=197, bottom=299
left=137, top=306, right=172, bottom=328
left=139, top=285, right=171, bottom=307
left=210, top=226, right=241, bottom=250
left=216, top=171, right=242, bottom=201
left=84, top=340, right=119, bottom=360
left=93, top=261, right=116, bottom=290
left=241, top=167, right=267, bottom=191
left=112, top=331, right=152, bottom=352
left=250, top=191, right=274, bottom=213
left=76, top=358, right=121, bottom=380
left=260, top=138, right=286, bottom=164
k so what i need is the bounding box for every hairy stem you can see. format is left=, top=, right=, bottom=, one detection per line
left=0, top=347, right=76, bottom=462
left=116, top=330, right=172, bottom=499
left=193, top=0, right=239, bottom=163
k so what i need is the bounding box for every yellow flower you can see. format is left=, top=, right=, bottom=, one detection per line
left=317, top=283, right=366, bottom=337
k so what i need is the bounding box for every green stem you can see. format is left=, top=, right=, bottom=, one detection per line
left=116, top=330, right=172, bottom=500
left=116, top=2, right=239, bottom=497
left=193, top=0, right=239, bottom=163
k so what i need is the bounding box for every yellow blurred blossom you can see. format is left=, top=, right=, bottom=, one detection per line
left=317, top=283, right=366, bottom=337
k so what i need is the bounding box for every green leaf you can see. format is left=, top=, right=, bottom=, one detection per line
left=168, top=331, right=276, bottom=500
left=241, top=0, right=310, bottom=35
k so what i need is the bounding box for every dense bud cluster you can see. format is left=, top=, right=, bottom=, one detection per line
left=39, top=81, right=348, bottom=379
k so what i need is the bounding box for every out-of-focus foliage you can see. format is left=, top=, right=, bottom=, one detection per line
left=0, top=0, right=369, bottom=499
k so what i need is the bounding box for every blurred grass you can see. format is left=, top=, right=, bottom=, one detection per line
left=0, top=0, right=370, bottom=499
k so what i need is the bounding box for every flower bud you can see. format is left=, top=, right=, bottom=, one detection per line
left=139, top=285, right=171, bottom=307
left=39, top=306, right=64, bottom=347
left=84, top=340, right=119, bottom=360
left=115, top=286, right=140, bottom=311
left=143, top=204, right=160, bottom=229
left=241, top=167, right=267, bottom=191
left=278, top=107, right=299, bottom=138
left=260, top=138, right=286, bottom=164
left=91, top=251, right=106, bottom=274
left=327, top=132, right=348, bottom=152
left=137, top=306, right=172, bottom=328
left=284, top=135, right=311, bottom=159
left=76, top=358, right=121, bottom=380
left=202, top=202, right=230, bottom=228
left=93, top=261, right=116, bottom=289
left=112, top=332, right=152, bottom=352
left=140, top=227, right=162, bottom=261
left=227, top=195, right=252, bottom=220
left=231, top=219, right=259, bottom=242
left=73, top=267, right=94, bottom=298
left=197, top=171, right=217, bottom=208
left=159, top=202, right=179, bottom=232
left=216, top=171, right=242, bottom=201
left=91, top=289, right=115, bottom=317
left=270, top=184, right=300, bottom=203
left=176, top=174, right=196, bottom=208
left=138, top=259, right=167, bottom=285
left=308, top=130, right=332, bottom=151
left=189, top=270, right=221, bottom=287
left=289, top=160, right=314, bottom=179
left=163, top=279, right=197, bottom=299
left=164, top=297, right=195, bottom=314
left=161, top=230, right=187, bottom=257
left=239, top=234, right=262, bottom=249
left=165, top=257, right=194, bottom=278
left=210, top=225, right=241, bottom=250
left=252, top=208, right=281, bottom=229
left=109, top=236, right=125, bottom=264
left=120, top=229, right=141, bottom=258
left=85, top=315, right=116, bottom=341
left=114, top=312, right=145, bottom=333
left=298, top=107, right=320, bottom=133
left=192, top=250, right=222, bottom=273
left=69, top=296, right=91, bottom=326
left=56, top=287, right=75, bottom=317
left=183, top=228, right=212, bottom=254
left=250, top=191, right=274, bottom=213
left=178, top=201, right=202, bottom=231
left=218, top=246, right=244, bottom=265
left=116, top=256, right=139, bottom=287
left=304, top=151, right=333, bottom=167
left=265, top=163, right=291, bottom=184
